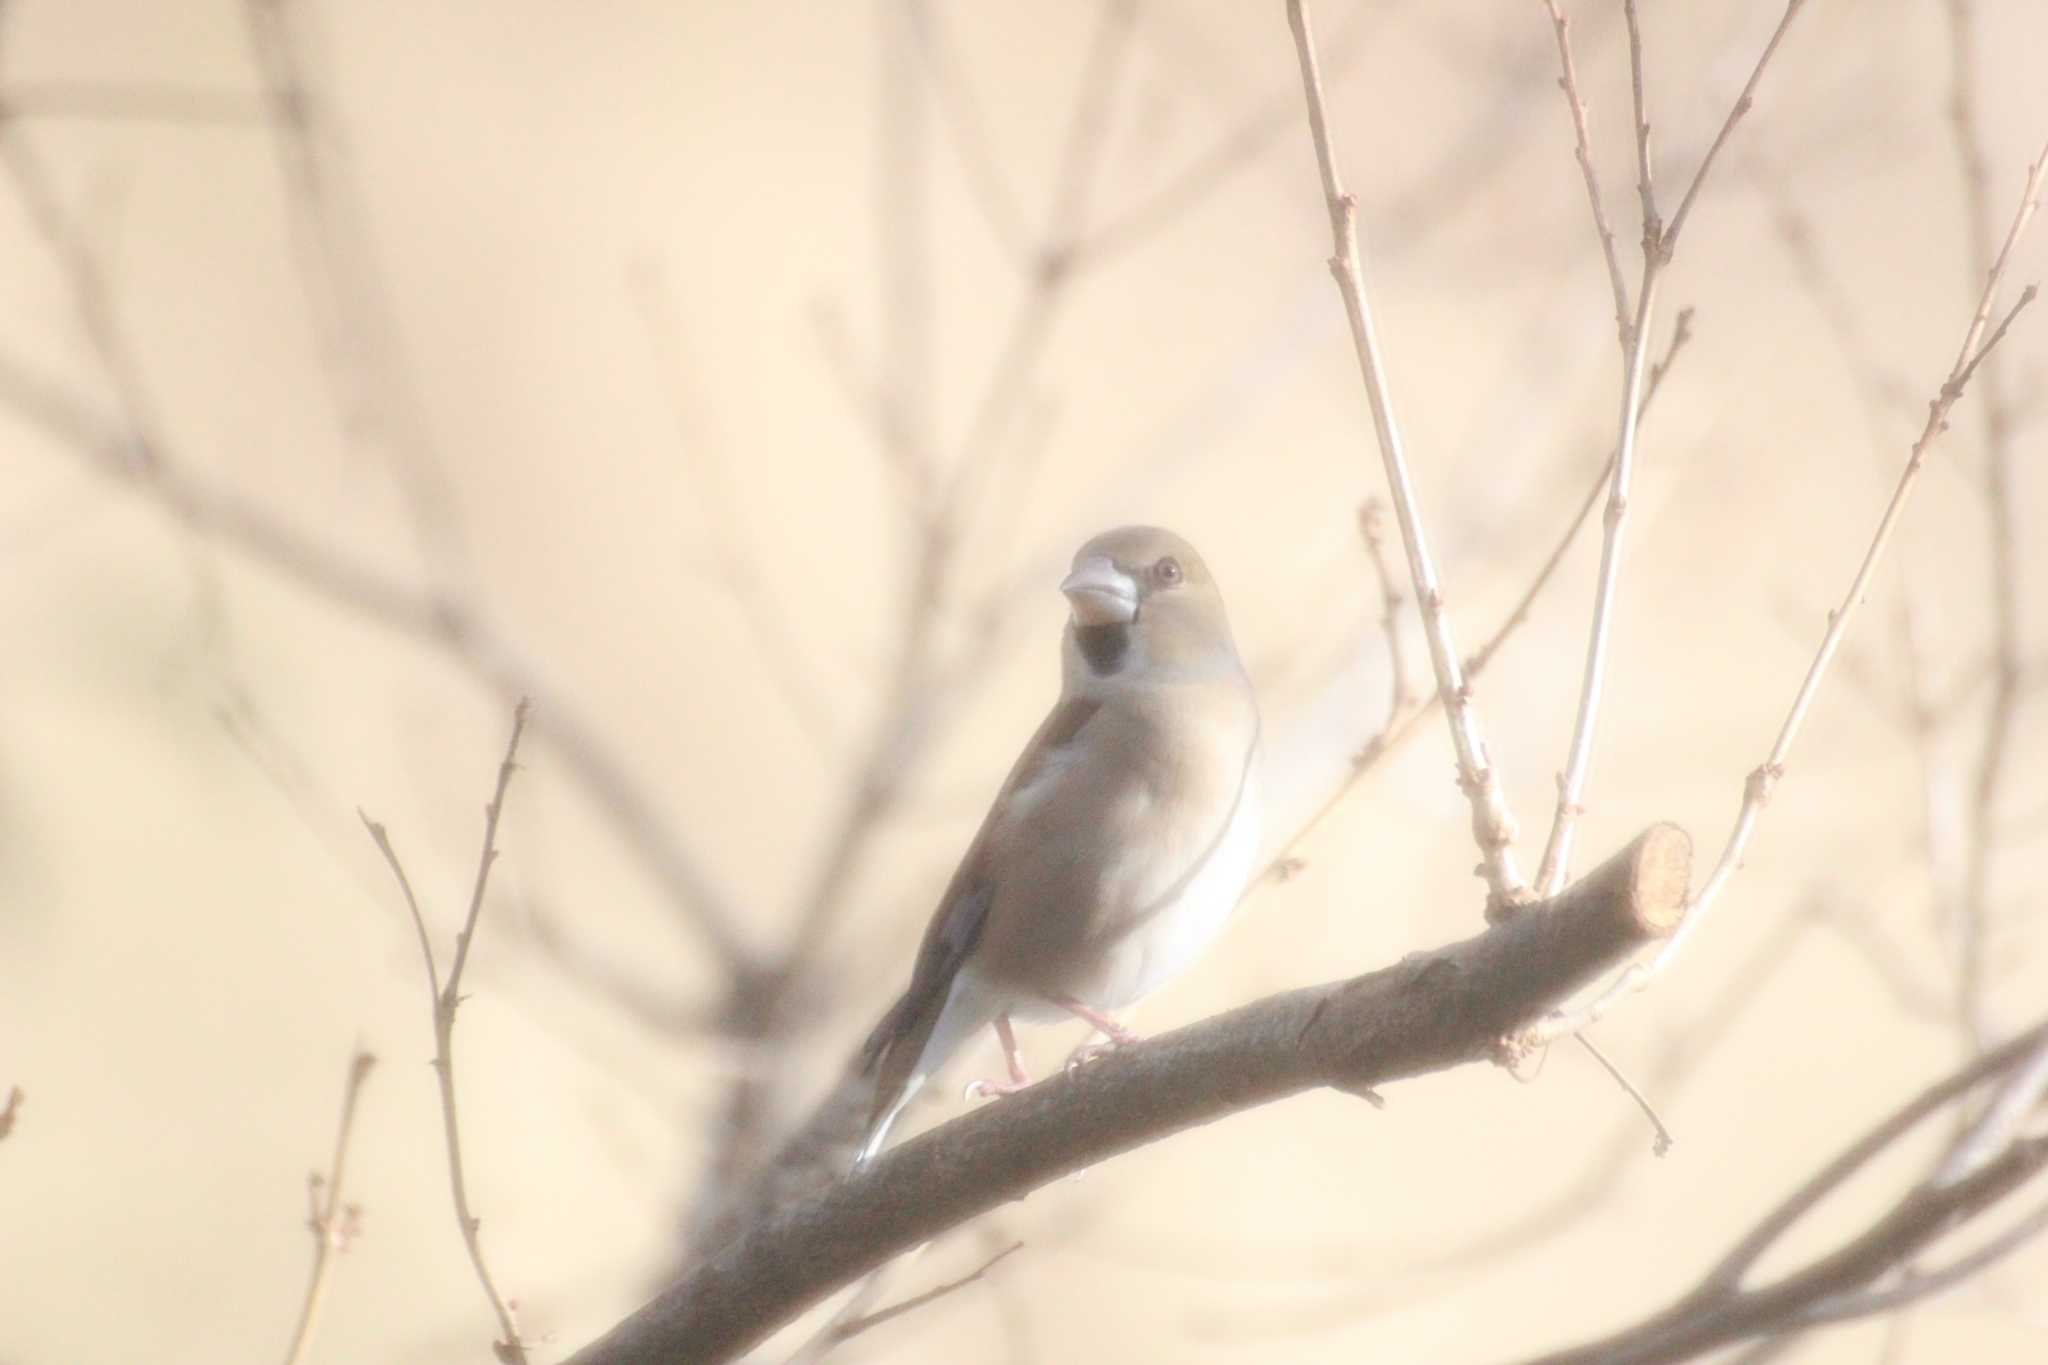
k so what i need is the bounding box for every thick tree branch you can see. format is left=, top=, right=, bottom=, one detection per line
left=565, top=823, right=1692, bottom=1364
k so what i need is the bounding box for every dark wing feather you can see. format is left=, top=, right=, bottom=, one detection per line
left=859, top=696, right=1102, bottom=1136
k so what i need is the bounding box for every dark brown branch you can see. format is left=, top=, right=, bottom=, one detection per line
left=1519, top=1017, right=2048, bottom=1365
left=565, top=824, right=1693, bottom=1364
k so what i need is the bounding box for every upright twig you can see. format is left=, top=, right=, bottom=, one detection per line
left=1358, top=499, right=1416, bottom=732
left=281, top=1048, right=376, bottom=1365
left=1536, top=0, right=1809, bottom=897
left=1287, top=0, right=1531, bottom=915
left=1263, top=311, right=1693, bottom=885
left=1534, top=144, right=2047, bottom=1045
left=1537, top=0, right=1633, bottom=348
left=0, top=1085, right=22, bottom=1141
left=361, top=701, right=533, bottom=1365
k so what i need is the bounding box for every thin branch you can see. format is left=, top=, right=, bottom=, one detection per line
left=565, top=825, right=1693, bottom=1365
left=825, top=1240, right=1025, bottom=1349
left=1532, top=142, right=2047, bottom=1045
left=0, top=1085, right=22, bottom=1141
left=1661, top=0, right=1810, bottom=256
left=281, top=1048, right=376, bottom=1365
left=1359, top=499, right=1416, bottom=729
left=1537, top=0, right=1633, bottom=347
left=361, top=702, right=533, bottom=1365
left=1288, top=0, right=1531, bottom=915
left=1623, top=0, right=1657, bottom=244
left=1473, top=308, right=1694, bottom=686
left=1475, top=309, right=1695, bottom=684
left=1572, top=1033, right=1673, bottom=1156
left=1535, top=0, right=1808, bottom=896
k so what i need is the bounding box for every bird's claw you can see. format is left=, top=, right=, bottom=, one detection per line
left=964, top=1077, right=1029, bottom=1103
left=1064, top=1038, right=1123, bottom=1077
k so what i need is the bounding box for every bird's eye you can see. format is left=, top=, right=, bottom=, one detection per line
left=1153, top=556, right=1183, bottom=586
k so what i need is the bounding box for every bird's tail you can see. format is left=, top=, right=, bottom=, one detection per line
left=854, top=969, right=989, bottom=1170
left=852, top=1068, right=924, bottom=1170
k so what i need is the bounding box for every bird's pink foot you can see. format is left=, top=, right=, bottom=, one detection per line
left=1050, top=994, right=1141, bottom=1070
left=967, top=1011, right=1033, bottom=1101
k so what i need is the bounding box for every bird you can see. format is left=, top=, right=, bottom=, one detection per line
left=854, top=525, right=1262, bottom=1168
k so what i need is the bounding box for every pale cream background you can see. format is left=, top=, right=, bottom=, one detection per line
left=1, top=2, right=2044, bottom=1362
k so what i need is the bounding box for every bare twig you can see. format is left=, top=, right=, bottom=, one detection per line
left=1287, top=0, right=1531, bottom=915
left=281, top=1049, right=376, bottom=1365
left=1572, top=1033, right=1673, bottom=1156
left=1467, top=308, right=1694, bottom=682
left=1537, top=0, right=1633, bottom=347
left=1359, top=500, right=1415, bottom=730
left=1263, top=311, right=1693, bottom=887
left=0, top=1085, right=21, bottom=1141
left=1533, top=144, right=2047, bottom=1044
left=1536, top=0, right=1808, bottom=897
left=824, top=1240, right=1025, bottom=1350
left=361, top=702, right=533, bottom=1365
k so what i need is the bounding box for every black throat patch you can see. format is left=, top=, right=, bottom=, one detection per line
left=1074, top=622, right=1131, bottom=675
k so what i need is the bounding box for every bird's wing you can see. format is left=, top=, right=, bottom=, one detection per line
left=859, top=696, right=1103, bottom=1128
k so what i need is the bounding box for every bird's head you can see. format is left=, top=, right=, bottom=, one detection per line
left=1059, top=526, right=1241, bottom=684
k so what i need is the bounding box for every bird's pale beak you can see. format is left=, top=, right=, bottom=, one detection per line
left=1061, top=555, right=1138, bottom=626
